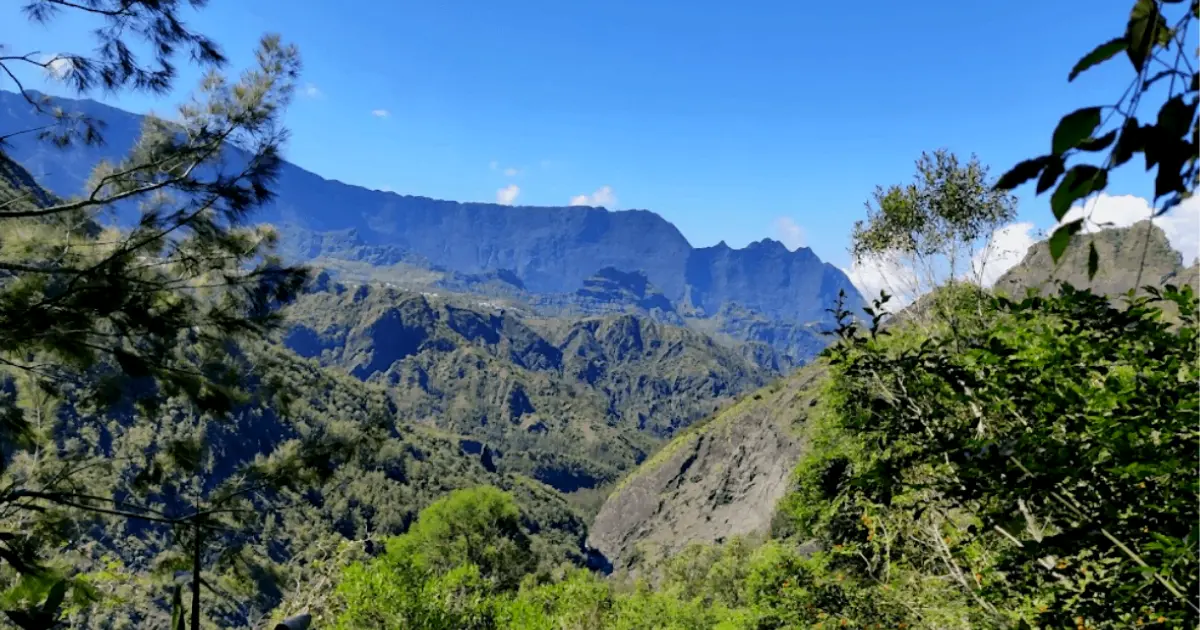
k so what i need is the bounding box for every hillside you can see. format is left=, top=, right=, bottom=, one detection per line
left=592, top=222, right=1199, bottom=573
left=0, top=155, right=593, bottom=626
left=67, top=341, right=595, bottom=627
left=587, top=363, right=825, bottom=571
left=0, top=89, right=863, bottom=335
left=283, top=281, right=775, bottom=494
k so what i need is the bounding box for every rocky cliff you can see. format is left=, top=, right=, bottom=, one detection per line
left=1, top=89, right=863, bottom=327
left=587, top=363, right=826, bottom=571
left=994, top=220, right=1189, bottom=297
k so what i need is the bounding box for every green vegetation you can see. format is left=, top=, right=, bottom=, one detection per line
left=282, top=282, right=771, bottom=494
left=785, top=282, right=1199, bottom=627
left=0, top=1, right=1195, bottom=628
left=329, top=280, right=1199, bottom=629
left=328, top=121, right=1198, bottom=626
left=331, top=487, right=882, bottom=629
left=852, top=149, right=1018, bottom=300
left=0, top=2, right=316, bottom=626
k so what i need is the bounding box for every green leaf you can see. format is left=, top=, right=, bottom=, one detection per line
left=165, top=438, right=204, bottom=474
left=1157, top=94, right=1196, bottom=137
left=40, top=581, right=64, bottom=617
left=1087, top=241, right=1100, bottom=280
left=113, top=349, right=151, bottom=378
left=1153, top=148, right=1187, bottom=198
left=1036, top=156, right=1066, bottom=194
left=1069, top=38, right=1127, bottom=81
left=1051, top=165, right=1108, bottom=219
left=1053, top=108, right=1103, bottom=154
left=1049, top=219, right=1084, bottom=261
left=1126, top=0, right=1167, bottom=72
left=1112, top=118, right=1144, bottom=166
left=1077, top=128, right=1118, bottom=152
left=994, top=157, right=1048, bottom=190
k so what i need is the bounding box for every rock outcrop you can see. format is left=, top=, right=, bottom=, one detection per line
left=994, top=220, right=1186, bottom=297
left=587, top=363, right=826, bottom=571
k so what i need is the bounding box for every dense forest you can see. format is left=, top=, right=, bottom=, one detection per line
left=0, top=0, right=1196, bottom=629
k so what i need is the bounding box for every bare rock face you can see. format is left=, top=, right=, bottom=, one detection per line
left=993, top=220, right=1185, bottom=298
left=587, top=363, right=825, bottom=571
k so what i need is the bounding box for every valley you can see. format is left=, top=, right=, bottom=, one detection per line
left=0, top=2, right=1197, bottom=627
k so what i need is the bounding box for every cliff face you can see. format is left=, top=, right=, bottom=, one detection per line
left=994, top=221, right=1186, bottom=297
left=587, top=363, right=826, bottom=571
left=0, top=89, right=863, bottom=330
left=685, top=239, right=863, bottom=321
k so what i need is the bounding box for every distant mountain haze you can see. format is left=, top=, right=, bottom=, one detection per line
left=0, top=89, right=863, bottom=325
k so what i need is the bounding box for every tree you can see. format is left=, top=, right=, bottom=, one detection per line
left=792, top=283, right=1200, bottom=627
left=388, top=486, right=535, bottom=592
left=0, top=2, right=310, bottom=627
left=850, top=149, right=1017, bottom=314
left=994, top=0, right=1197, bottom=271
left=334, top=487, right=534, bottom=630
left=2, top=0, right=226, bottom=148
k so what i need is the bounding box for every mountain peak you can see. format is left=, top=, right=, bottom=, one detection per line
left=994, top=221, right=1185, bottom=298
left=747, top=238, right=788, bottom=253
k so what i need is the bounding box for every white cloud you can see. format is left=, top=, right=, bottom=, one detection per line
left=40, top=54, right=75, bottom=80
left=844, top=251, right=922, bottom=309
left=303, top=83, right=322, bottom=98
left=371, top=109, right=390, bottom=118
left=489, top=161, right=521, bottom=176
left=568, top=185, right=617, bottom=208
left=970, top=222, right=1039, bottom=287
left=496, top=184, right=520, bottom=205
left=772, top=217, right=807, bottom=250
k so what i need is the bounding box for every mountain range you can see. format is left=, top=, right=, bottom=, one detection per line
left=0, top=90, right=863, bottom=345
left=3, top=81, right=1196, bottom=626
left=0, top=147, right=770, bottom=621
left=281, top=279, right=776, bottom=498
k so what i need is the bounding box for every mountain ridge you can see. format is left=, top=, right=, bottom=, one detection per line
left=0, top=88, right=864, bottom=325
left=282, top=280, right=777, bottom=497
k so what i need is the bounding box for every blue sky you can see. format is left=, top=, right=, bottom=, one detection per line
left=2, top=0, right=1181, bottom=268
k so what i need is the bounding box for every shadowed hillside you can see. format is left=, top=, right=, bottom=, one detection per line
left=283, top=281, right=776, bottom=495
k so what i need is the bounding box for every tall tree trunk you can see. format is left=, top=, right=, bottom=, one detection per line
left=191, top=521, right=203, bottom=630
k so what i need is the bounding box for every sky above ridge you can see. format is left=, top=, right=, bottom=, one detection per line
left=4, top=0, right=1198, bottom=287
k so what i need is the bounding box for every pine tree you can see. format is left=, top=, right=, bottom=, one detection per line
left=1, top=2, right=311, bottom=626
